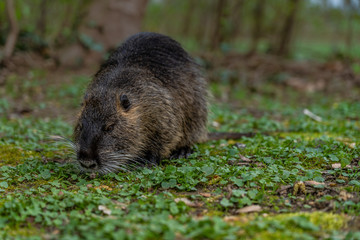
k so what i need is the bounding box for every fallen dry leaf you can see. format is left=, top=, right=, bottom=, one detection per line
left=236, top=205, right=262, bottom=213
left=286, top=77, right=325, bottom=92
left=95, top=185, right=113, bottom=191
left=98, top=205, right=112, bottom=215
left=112, top=200, right=128, bottom=210
left=239, top=154, right=252, bottom=162
left=338, top=176, right=349, bottom=181
left=332, top=163, right=341, bottom=169
left=199, top=193, right=211, bottom=198
left=278, top=185, right=292, bottom=193
left=174, top=198, right=202, bottom=207
left=346, top=142, right=356, bottom=149
left=339, top=191, right=354, bottom=201
left=304, top=180, right=325, bottom=186
left=223, top=215, right=251, bottom=223
left=207, top=194, right=224, bottom=203
left=51, top=229, right=60, bottom=235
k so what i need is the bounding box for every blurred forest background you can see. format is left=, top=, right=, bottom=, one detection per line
left=0, top=0, right=360, bottom=117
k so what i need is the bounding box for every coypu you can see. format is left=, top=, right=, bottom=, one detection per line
left=68, top=32, right=253, bottom=174
left=73, top=32, right=208, bottom=173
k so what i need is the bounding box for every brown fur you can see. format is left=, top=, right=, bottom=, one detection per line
left=73, top=33, right=207, bottom=173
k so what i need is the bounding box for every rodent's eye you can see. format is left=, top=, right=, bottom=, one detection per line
left=120, top=94, right=131, bottom=110
left=102, top=123, right=115, bottom=132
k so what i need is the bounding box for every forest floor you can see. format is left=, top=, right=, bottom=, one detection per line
left=0, top=53, right=360, bottom=239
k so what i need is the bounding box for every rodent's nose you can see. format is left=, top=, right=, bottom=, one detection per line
left=79, top=160, right=98, bottom=169
left=78, top=147, right=97, bottom=160
left=77, top=147, right=99, bottom=169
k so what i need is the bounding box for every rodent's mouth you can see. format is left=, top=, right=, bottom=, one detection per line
left=79, top=160, right=98, bottom=169
left=78, top=159, right=99, bottom=171
left=48, top=135, right=143, bottom=174
left=76, top=152, right=156, bottom=174
left=76, top=152, right=140, bottom=174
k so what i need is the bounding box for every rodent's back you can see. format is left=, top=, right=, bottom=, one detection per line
left=100, top=32, right=195, bottom=82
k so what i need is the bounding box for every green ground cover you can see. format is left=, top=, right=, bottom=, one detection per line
left=0, top=72, right=359, bottom=239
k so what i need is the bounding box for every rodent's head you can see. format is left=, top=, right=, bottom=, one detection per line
left=73, top=87, right=146, bottom=174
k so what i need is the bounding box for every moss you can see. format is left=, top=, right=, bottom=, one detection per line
left=2, top=224, right=45, bottom=239
left=0, top=145, right=35, bottom=166
left=252, top=231, right=311, bottom=240
left=3, top=179, right=55, bottom=195
left=206, top=210, right=224, bottom=217
left=239, top=212, right=349, bottom=240
left=273, top=212, right=347, bottom=230
left=277, top=132, right=340, bottom=141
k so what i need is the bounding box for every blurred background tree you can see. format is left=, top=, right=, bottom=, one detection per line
left=0, top=0, right=359, bottom=65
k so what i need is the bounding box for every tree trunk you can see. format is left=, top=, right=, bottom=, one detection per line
left=229, top=0, right=244, bottom=40
left=210, top=0, right=227, bottom=50
left=249, top=0, right=265, bottom=54
left=3, top=0, right=19, bottom=61
left=58, top=0, right=149, bottom=67
left=181, top=0, right=195, bottom=37
left=80, top=0, right=149, bottom=51
left=344, top=0, right=354, bottom=56
left=37, top=0, right=47, bottom=38
left=195, top=0, right=211, bottom=46
left=276, top=0, right=300, bottom=56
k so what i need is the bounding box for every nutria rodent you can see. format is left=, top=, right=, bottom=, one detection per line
left=68, top=32, right=255, bottom=174
left=73, top=32, right=208, bottom=173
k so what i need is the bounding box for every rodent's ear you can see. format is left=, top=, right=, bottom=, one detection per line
left=120, top=94, right=131, bottom=110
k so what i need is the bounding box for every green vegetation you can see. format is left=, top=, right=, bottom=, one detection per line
left=1, top=71, right=359, bottom=239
